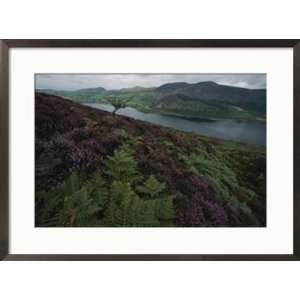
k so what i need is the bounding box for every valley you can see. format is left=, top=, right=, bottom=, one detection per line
left=38, top=81, right=266, bottom=123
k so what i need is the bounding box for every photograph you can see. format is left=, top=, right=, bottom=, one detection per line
left=35, top=73, right=266, bottom=227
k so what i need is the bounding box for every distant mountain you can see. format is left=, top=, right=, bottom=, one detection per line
left=37, top=81, right=266, bottom=122
left=37, top=86, right=107, bottom=103
left=157, top=82, right=191, bottom=93
left=75, top=86, right=106, bottom=94
left=36, top=88, right=62, bottom=94
left=119, top=86, right=152, bottom=92
left=155, top=81, right=266, bottom=115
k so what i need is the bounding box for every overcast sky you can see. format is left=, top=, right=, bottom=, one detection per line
left=35, top=73, right=266, bottom=90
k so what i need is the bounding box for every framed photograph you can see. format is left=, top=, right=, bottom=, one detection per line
left=0, top=39, right=299, bottom=260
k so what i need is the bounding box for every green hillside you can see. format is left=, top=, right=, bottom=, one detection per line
left=37, top=81, right=266, bottom=122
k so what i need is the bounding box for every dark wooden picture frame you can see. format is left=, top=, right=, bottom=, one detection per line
left=0, top=39, right=299, bottom=261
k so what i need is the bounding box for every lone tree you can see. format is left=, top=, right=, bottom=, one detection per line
left=106, top=97, right=130, bottom=115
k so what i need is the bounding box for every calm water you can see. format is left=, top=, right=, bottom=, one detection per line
left=85, top=103, right=266, bottom=146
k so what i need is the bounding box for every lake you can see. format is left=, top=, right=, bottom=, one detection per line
left=85, top=103, right=266, bottom=146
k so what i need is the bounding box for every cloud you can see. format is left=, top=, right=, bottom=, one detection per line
left=35, top=73, right=266, bottom=90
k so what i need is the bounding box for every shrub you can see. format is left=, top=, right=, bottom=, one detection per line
left=36, top=144, right=175, bottom=227
left=180, top=152, right=260, bottom=226
left=104, top=144, right=141, bottom=184
left=36, top=172, right=109, bottom=227
left=104, top=180, right=160, bottom=227
left=106, top=97, right=129, bottom=114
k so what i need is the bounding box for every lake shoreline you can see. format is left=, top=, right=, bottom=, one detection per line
left=84, top=102, right=266, bottom=146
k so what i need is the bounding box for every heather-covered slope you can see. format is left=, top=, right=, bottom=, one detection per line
left=35, top=93, right=266, bottom=227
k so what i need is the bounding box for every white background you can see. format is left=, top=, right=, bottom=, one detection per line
left=10, top=48, right=293, bottom=254
left=1, top=0, right=300, bottom=299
